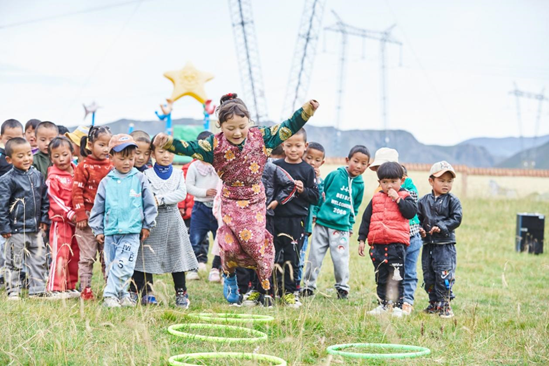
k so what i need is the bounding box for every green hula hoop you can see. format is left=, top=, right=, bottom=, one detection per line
left=168, top=352, right=286, bottom=366
left=327, top=343, right=431, bottom=359
left=168, top=323, right=267, bottom=343
left=186, top=312, right=274, bottom=323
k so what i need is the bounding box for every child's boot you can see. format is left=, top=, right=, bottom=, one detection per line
left=80, top=287, right=94, bottom=301
left=175, top=288, right=190, bottom=309
left=222, top=273, right=241, bottom=304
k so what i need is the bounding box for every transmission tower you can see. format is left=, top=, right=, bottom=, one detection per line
left=281, top=0, right=326, bottom=118
left=228, top=0, right=268, bottom=123
left=509, top=83, right=548, bottom=168
left=325, top=11, right=402, bottom=145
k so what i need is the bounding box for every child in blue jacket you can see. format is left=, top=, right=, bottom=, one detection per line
left=89, top=134, right=157, bottom=308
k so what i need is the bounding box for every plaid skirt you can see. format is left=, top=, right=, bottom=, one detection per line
left=134, top=205, right=198, bottom=274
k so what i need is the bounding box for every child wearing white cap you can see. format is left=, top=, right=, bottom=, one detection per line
left=417, top=161, right=463, bottom=318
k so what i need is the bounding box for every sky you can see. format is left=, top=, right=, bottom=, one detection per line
left=1, top=0, right=548, bottom=146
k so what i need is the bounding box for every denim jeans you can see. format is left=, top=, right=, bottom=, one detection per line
left=103, top=234, right=140, bottom=299
left=189, top=202, right=218, bottom=264
left=403, top=233, right=422, bottom=305
left=296, top=235, right=309, bottom=286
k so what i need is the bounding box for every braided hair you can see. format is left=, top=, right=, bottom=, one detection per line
left=80, top=125, right=111, bottom=157
left=216, top=93, right=251, bottom=124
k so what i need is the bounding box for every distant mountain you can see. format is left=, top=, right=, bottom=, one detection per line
left=496, top=140, right=549, bottom=169
left=458, top=135, right=549, bottom=162
left=96, top=118, right=526, bottom=168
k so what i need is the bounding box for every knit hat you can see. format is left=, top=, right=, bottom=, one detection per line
left=65, top=126, right=89, bottom=147
left=369, top=148, right=399, bottom=170
left=109, top=134, right=138, bottom=152
left=429, top=161, right=456, bottom=178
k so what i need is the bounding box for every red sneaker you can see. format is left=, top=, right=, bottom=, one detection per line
left=80, top=287, right=94, bottom=300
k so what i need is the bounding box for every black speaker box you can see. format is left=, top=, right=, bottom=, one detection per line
left=516, top=213, right=544, bottom=254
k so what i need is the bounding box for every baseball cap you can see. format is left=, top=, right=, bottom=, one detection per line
left=64, top=126, right=89, bottom=147
left=429, top=161, right=456, bottom=178
left=109, top=134, right=138, bottom=152
left=369, top=148, right=399, bottom=170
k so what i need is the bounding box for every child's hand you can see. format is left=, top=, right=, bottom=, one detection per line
left=76, top=220, right=88, bottom=229
left=39, top=223, right=48, bottom=232
left=429, top=226, right=441, bottom=235
left=309, top=100, right=320, bottom=111
left=358, top=241, right=366, bottom=257
left=96, top=234, right=105, bottom=244
left=179, top=208, right=186, bottom=217
left=153, top=133, right=170, bottom=148
left=387, top=188, right=399, bottom=201
left=295, top=180, right=304, bottom=194
left=419, top=227, right=426, bottom=238
left=141, top=228, right=150, bottom=242
left=266, top=200, right=279, bottom=211
left=314, top=167, right=321, bottom=178
left=206, top=188, right=217, bottom=197
left=2, top=233, right=11, bottom=239
left=160, top=99, right=173, bottom=115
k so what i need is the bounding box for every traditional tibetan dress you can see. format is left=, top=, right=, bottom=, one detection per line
left=162, top=103, right=315, bottom=289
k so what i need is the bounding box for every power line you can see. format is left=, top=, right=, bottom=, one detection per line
left=0, top=0, right=147, bottom=30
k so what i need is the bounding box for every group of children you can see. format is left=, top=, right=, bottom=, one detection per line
left=0, top=93, right=462, bottom=317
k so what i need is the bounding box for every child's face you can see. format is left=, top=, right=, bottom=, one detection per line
left=50, top=143, right=73, bottom=172
left=221, top=115, right=249, bottom=145
left=90, top=134, right=111, bottom=160
left=6, top=143, right=33, bottom=171
left=429, top=172, right=454, bottom=196
left=25, top=127, right=37, bottom=148
left=1, top=126, right=24, bottom=146
left=36, top=127, right=58, bottom=154
left=111, top=150, right=135, bottom=174
left=152, top=146, right=175, bottom=166
left=304, top=148, right=325, bottom=169
left=346, top=152, right=370, bottom=177
left=378, top=178, right=402, bottom=194
left=283, top=134, right=307, bottom=163
left=134, top=141, right=151, bottom=168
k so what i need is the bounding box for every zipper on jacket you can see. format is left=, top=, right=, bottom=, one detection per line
left=29, top=172, right=38, bottom=229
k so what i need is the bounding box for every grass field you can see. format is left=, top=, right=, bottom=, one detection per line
left=0, top=169, right=548, bottom=365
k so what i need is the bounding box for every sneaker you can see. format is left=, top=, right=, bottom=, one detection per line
left=120, top=296, right=136, bottom=307
left=402, top=302, right=413, bottom=315
left=301, top=288, right=315, bottom=297
left=44, top=291, right=69, bottom=300
left=439, top=304, right=454, bottom=318
left=208, top=268, right=221, bottom=283
left=368, top=304, right=388, bottom=315
left=294, top=291, right=302, bottom=306
left=391, top=307, right=404, bottom=318
left=281, top=293, right=301, bottom=308
left=228, top=295, right=243, bottom=307
left=128, top=291, right=139, bottom=304
left=260, top=294, right=274, bottom=308
left=336, top=289, right=349, bottom=300
left=423, top=302, right=438, bottom=314
left=103, top=297, right=121, bottom=308
left=66, top=289, right=81, bottom=299
left=175, top=289, right=191, bottom=309
left=141, top=294, right=158, bottom=306
left=242, top=290, right=260, bottom=307
left=7, top=293, right=20, bottom=301
left=80, top=287, right=94, bottom=301
left=28, top=293, right=47, bottom=299
left=198, top=262, right=207, bottom=272
left=187, top=271, right=200, bottom=281
left=222, top=273, right=241, bottom=304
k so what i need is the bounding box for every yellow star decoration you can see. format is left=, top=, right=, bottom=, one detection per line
left=163, top=62, right=214, bottom=104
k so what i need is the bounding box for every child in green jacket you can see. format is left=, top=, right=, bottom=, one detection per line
left=302, top=145, right=370, bottom=299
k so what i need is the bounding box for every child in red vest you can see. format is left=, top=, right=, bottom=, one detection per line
left=358, top=162, right=417, bottom=317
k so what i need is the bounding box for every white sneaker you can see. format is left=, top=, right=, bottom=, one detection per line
left=368, top=304, right=387, bottom=315
left=187, top=271, right=200, bottom=281
left=66, top=289, right=81, bottom=299
left=44, top=291, right=69, bottom=300
left=7, top=293, right=20, bottom=301
left=198, top=262, right=207, bottom=272
left=401, top=302, right=413, bottom=315
left=119, top=296, right=136, bottom=307
left=391, top=307, right=404, bottom=318
left=103, top=297, right=121, bottom=308
left=208, top=268, right=221, bottom=283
